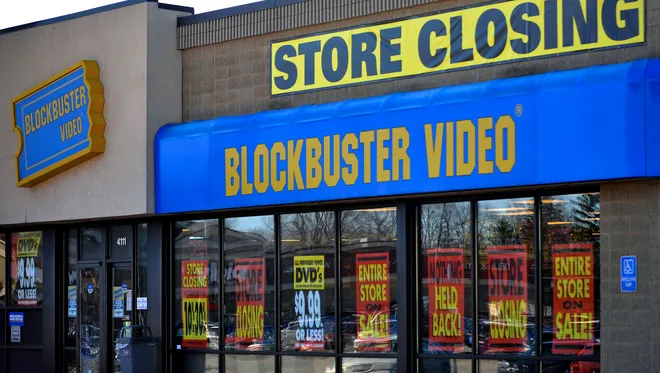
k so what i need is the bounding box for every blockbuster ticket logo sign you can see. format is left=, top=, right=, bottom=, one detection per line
left=270, top=0, right=645, bottom=95
left=12, top=60, right=106, bottom=187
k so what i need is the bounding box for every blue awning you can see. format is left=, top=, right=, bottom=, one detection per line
left=155, top=59, right=660, bottom=214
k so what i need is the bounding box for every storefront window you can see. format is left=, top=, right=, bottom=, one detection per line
left=225, top=355, right=274, bottom=373
left=541, top=193, right=600, bottom=359
left=136, top=223, right=148, bottom=326
left=172, top=353, right=219, bottom=373
left=223, top=216, right=275, bottom=352
left=110, top=225, right=133, bottom=260
left=419, top=359, right=471, bottom=372
left=11, top=231, right=44, bottom=306
left=419, top=202, right=472, bottom=354
left=0, top=233, right=6, bottom=306
left=340, top=207, right=397, bottom=353
left=478, top=359, right=537, bottom=372
left=174, top=219, right=220, bottom=351
left=81, top=227, right=105, bottom=260
left=477, top=198, right=535, bottom=356
left=66, top=229, right=78, bottom=347
left=281, top=356, right=334, bottom=373
left=280, top=212, right=336, bottom=352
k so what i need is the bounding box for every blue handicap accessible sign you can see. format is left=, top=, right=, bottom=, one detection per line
left=620, top=255, right=637, bottom=292
left=8, top=312, right=24, bottom=327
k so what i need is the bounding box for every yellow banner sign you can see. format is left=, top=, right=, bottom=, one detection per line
left=271, top=0, right=645, bottom=95
left=17, top=231, right=42, bottom=258
left=294, top=255, right=325, bottom=290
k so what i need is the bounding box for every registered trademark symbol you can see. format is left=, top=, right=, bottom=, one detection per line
left=515, top=104, right=523, bottom=117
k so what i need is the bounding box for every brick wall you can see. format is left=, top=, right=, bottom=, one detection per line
left=182, top=0, right=660, bottom=122
left=600, top=181, right=660, bottom=372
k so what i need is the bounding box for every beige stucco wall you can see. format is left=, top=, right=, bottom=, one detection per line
left=0, top=2, right=187, bottom=225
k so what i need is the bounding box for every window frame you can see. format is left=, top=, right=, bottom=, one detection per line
left=415, top=189, right=601, bottom=373
left=166, top=186, right=602, bottom=373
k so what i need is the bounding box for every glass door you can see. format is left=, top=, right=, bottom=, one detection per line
left=80, top=266, right=102, bottom=373
left=111, top=264, right=132, bottom=373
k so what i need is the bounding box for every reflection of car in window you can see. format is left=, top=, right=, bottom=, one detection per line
left=281, top=315, right=336, bottom=351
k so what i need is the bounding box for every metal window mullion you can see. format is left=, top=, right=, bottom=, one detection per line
left=275, top=214, right=282, bottom=373
left=534, top=196, right=542, bottom=369
left=132, top=224, right=137, bottom=321
left=395, top=202, right=412, bottom=373
left=335, top=210, right=341, bottom=372
left=415, top=205, right=422, bottom=363
left=219, top=217, right=226, bottom=373
left=471, top=200, right=479, bottom=373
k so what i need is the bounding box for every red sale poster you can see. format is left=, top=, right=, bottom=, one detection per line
left=551, top=243, right=595, bottom=355
left=234, top=258, right=266, bottom=349
left=486, top=245, right=528, bottom=353
left=427, top=248, right=464, bottom=352
left=182, top=260, right=209, bottom=348
left=356, top=252, right=390, bottom=351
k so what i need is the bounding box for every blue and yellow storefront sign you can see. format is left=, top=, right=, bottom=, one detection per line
left=155, top=59, right=660, bottom=214
left=271, top=0, right=645, bottom=95
left=12, top=60, right=106, bottom=187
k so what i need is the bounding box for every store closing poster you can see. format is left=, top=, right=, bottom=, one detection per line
left=486, top=245, right=528, bottom=353
left=15, top=232, right=41, bottom=306
left=427, top=248, right=464, bottom=352
left=293, top=255, right=325, bottom=350
left=552, top=243, right=595, bottom=354
left=356, top=252, right=390, bottom=348
left=182, top=260, right=209, bottom=348
left=234, top=258, right=265, bottom=348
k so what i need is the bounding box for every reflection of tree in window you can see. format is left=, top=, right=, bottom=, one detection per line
left=421, top=203, right=471, bottom=249
left=282, top=212, right=334, bottom=247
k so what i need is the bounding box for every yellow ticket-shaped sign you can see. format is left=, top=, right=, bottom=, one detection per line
left=182, top=297, right=208, bottom=347
left=294, top=255, right=325, bottom=290
left=271, top=0, right=645, bottom=95
left=17, top=231, right=42, bottom=258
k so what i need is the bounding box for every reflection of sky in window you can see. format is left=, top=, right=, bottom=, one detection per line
left=219, top=194, right=597, bottom=231
left=227, top=215, right=270, bottom=231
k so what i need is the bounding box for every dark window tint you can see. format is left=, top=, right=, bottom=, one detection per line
left=81, top=228, right=105, bottom=261
left=136, top=223, right=149, bottom=326
left=110, top=225, right=133, bottom=260
left=477, top=198, right=536, bottom=356
left=419, top=358, right=471, bottom=373
left=280, top=212, right=336, bottom=352
left=419, top=202, right=472, bottom=354
left=541, top=193, right=600, bottom=357
left=66, top=229, right=77, bottom=347
left=0, top=233, right=6, bottom=306
left=340, top=207, right=397, bottom=353
left=173, top=220, right=219, bottom=351
left=223, top=216, right=275, bottom=351
left=171, top=353, right=219, bottom=373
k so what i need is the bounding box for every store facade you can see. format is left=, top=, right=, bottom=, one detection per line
left=1, top=0, right=660, bottom=373
left=166, top=0, right=658, bottom=372
left=0, top=1, right=190, bottom=373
